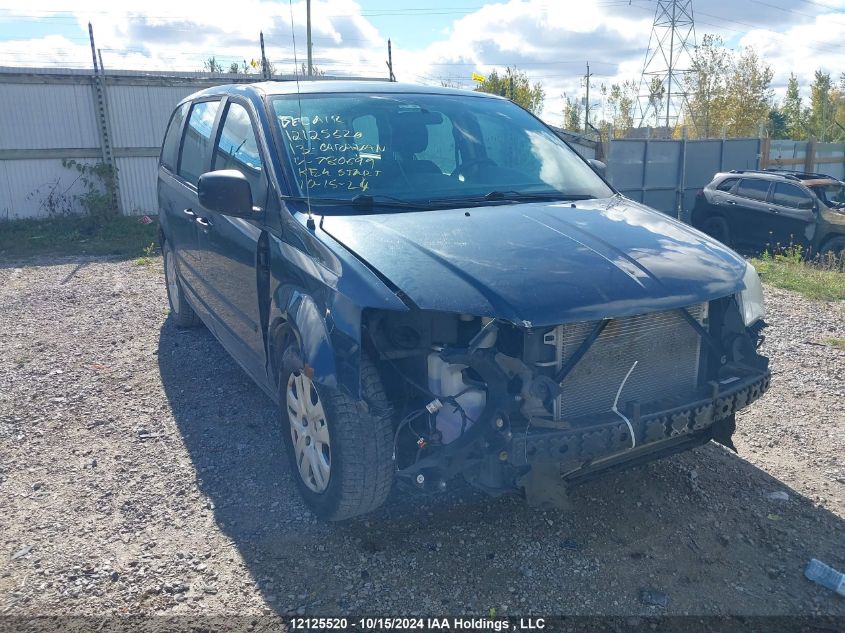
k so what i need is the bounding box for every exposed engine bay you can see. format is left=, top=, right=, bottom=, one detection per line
left=363, top=296, right=770, bottom=501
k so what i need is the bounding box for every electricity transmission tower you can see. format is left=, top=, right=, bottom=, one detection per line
left=636, top=0, right=696, bottom=132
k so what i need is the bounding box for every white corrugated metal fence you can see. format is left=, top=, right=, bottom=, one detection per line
left=0, top=67, right=267, bottom=219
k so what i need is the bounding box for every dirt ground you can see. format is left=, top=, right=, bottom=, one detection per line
left=0, top=256, right=843, bottom=620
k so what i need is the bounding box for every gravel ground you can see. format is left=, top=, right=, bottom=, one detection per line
left=0, top=256, right=843, bottom=619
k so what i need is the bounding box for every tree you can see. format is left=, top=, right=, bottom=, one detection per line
left=228, top=62, right=240, bottom=74
left=647, top=76, right=666, bottom=128
left=605, top=80, right=637, bottom=135
left=767, top=109, right=788, bottom=139
left=300, top=62, right=326, bottom=77
left=682, top=34, right=773, bottom=138
left=683, top=34, right=731, bottom=138
left=202, top=56, right=223, bottom=74
left=475, top=67, right=545, bottom=114
left=562, top=96, right=583, bottom=132
left=781, top=74, right=805, bottom=139
left=809, top=70, right=836, bottom=141
left=722, top=46, right=773, bottom=137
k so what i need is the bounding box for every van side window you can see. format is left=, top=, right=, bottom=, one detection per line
left=179, top=100, right=221, bottom=186
left=161, top=102, right=189, bottom=171
left=213, top=102, right=268, bottom=208
left=736, top=178, right=770, bottom=202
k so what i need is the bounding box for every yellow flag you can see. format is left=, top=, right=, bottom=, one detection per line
left=250, top=59, right=259, bottom=69
left=471, top=72, right=485, bottom=82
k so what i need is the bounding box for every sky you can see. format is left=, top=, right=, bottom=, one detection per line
left=1, top=0, right=845, bottom=125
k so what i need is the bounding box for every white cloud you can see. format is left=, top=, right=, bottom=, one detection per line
left=2, top=0, right=845, bottom=123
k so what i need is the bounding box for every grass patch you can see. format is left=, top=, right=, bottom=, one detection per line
left=751, top=246, right=845, bottom=301
left=134, top=241, right=160, bottom=267
left=0, top=215, right=159, bottom=260
left=824, top=337, right=845, bottom=350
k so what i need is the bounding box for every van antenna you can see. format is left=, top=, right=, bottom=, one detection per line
left=288, top=0, right=316, bottom=230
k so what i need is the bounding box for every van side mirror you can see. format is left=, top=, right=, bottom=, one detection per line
left=797, top=198, right=814, bottom=211
left=198, top=170, right=254, bottom=217
left=588, top=159, right=607, bottom=176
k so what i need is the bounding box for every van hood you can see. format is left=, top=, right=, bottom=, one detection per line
left=320, top=196, right=748, bottom=327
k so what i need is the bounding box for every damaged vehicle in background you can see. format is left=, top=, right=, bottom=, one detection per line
left=157, top=81, right=771, bottom=520
left=691, top=169, right=845, bottom=257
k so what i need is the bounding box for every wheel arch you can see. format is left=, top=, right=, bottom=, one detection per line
left=267, top=286, right=347, bottom=401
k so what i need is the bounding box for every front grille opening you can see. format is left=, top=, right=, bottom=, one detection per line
left=547, top=303, right=708, bottom=422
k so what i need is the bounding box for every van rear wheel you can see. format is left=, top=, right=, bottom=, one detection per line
left=163, top=241, right=201, bottom=328
left=281, top=358, right=394, bottom=521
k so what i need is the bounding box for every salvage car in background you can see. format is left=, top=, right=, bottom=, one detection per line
left=157, top=81, right=770, bottom=520
left=691, top=169, right=845, bottom=256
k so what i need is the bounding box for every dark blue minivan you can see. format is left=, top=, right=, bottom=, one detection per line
left=157, top=81, right=770, bottom=520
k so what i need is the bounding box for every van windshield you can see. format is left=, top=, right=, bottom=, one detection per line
left=270, top=92, right=613, bottom=210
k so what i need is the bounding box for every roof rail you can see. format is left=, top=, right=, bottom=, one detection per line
left=764, top=168, right=836, bottom=180
left=727, top=169, right=801, bottom=180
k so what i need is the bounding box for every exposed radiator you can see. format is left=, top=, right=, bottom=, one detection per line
left=544, top=303, right=707, bottom=422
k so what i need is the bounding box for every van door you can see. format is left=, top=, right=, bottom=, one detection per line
left=193, top=99, right=269, bottom=373
left=166, top=98, right=222, bottom=316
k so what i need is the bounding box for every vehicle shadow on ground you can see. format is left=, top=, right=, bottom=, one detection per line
left=158, top=318, right=845, bottom=617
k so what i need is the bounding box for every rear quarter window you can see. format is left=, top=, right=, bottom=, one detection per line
left=715, top=178, right=738, bottom=192
left=179, top=100, right=221, bottom=186
left=160, top=102, right=189, bottom=171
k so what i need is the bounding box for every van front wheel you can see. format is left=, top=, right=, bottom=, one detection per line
left=281, top=359, right=394, bottom=521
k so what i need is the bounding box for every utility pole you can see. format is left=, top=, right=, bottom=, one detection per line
left=88, top=22, right=120, bottom=214
left=89, top=24, right=99, bottom=74
left=509, top=73, right=514, bottom=101
left=97, top=48, right=105, bottom=74
left=306, top=0, right=313, bottom=77
left=584, top=62, right=592, bottom=134
left=386, top=39, right=395, bottom=81
left=259, top=31, right=268, bottom=80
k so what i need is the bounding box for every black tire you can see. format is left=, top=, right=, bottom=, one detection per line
left=701, top=216, right=731, bottom=246
left=281, top=357, right=394, bottom=521
left=820, top=236, right=845, bottom=267
left=163, top=240, right=201, bottom=328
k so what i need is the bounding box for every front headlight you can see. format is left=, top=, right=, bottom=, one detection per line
left=737, top=262, right=765, bottom=326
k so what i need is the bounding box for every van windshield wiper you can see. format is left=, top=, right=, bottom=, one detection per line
left=423, top=191, right=598, bottom=207
left=280, top=193, right=435, bottom=211
left=481, top=190, right=597, bottom=202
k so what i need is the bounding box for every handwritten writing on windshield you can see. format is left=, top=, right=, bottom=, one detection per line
left=280, top=114, right=384, bottom=193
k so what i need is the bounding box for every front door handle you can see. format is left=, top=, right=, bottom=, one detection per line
left=726, top=200, right=737, bottom=205
left=768, top=208, right=780, bottom=214
left=183, top=208, right=196, bottom=217
left=195, top=216, right=213, bottom=228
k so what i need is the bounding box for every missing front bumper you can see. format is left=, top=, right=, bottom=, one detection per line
left=509, top=370, right=771, bottom=470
